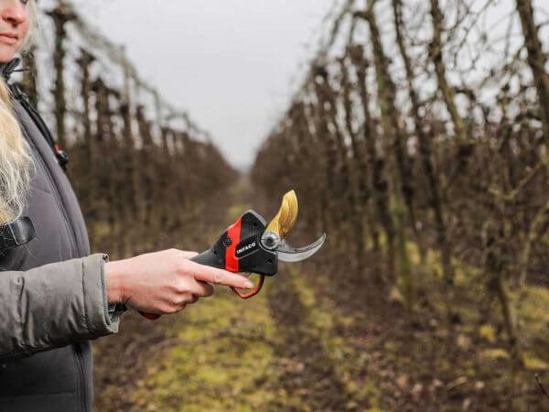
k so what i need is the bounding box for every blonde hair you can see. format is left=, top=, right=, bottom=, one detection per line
left=0, top=0, right=38, bottom=224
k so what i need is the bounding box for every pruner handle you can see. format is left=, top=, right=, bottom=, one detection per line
left=138, top=247, right=264, bottom=320
left=189, top=249, right=266, bottom=298
left=138, top=250, right=222, bottom=321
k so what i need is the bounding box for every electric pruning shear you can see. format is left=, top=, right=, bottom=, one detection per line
left=140, top=190, right=326, bottom=319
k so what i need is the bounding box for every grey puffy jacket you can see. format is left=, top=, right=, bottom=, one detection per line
left=0, top=72, right=125, bottom=410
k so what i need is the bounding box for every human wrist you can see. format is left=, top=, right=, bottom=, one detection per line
left=104, top=261, right=126, bottom=304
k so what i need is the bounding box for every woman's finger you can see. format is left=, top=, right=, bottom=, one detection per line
left=188, top=261, right=253, bottom=289
left=185, top=280, right=214, bottom=297
left=187, top=294, right=199, bottom=304
left=178, top=293, right=198, bottom=306
left=201, top=282, right=214, bottom=297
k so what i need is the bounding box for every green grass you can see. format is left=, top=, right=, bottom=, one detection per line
left=131, top=286, right=281, bottom=411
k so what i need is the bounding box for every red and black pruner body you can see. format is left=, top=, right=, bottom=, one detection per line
left=190, top=210, right=278, bottom=298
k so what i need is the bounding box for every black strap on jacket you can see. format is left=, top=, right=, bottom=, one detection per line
left=0, top=58, right=45, bottom=254
left=0, top=217, right=35, bottom=256
left=1, top=58, right=69, bottom=171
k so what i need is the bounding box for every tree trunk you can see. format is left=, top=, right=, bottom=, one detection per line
left=392, top=0, right=452, bottom=280
left=349, top=44, right=396, bottom=285
left=516, top=0, right=549, bottom=141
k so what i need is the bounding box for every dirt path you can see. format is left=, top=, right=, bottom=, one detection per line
left=266, top=264, right=356, bottom=411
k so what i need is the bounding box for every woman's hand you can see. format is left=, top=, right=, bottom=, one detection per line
left=104, top=248, right=254, bottom=315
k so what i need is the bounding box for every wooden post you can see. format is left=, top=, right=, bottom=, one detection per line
left=356, top=5, right=419, bottom=309
left=46, top=4, right=76, bottom=149
left=339, top=54, right=377, bottom=261
left=75, top=48, right=97, bottom=250
left=349, top=44, right=396, bottom=285
left=392, top=0, right=451, bottom=280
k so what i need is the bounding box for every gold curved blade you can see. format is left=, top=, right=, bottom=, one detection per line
left=265, top=190, right=299, bottom=239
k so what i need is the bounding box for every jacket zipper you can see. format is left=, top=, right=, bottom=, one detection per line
left=14, top=95, right=80, bottom=255
left=14, top=95, right=88, bottom=411
left=12, top=85, right=61, bottom=161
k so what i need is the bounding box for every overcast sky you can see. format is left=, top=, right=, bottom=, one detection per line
left=68, top=0, right=336, bottom=171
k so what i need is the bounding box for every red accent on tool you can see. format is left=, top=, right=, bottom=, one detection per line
left=225, top=217, right=242, bottom=272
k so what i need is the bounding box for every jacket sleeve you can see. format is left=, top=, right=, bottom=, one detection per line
left=0, top=253, right=125, bottom=360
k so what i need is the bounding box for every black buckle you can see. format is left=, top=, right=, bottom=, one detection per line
left=0, top=216, right=36, bottom=255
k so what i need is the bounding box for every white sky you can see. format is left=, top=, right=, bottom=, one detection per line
left=68, top=0, right=337, bottom=171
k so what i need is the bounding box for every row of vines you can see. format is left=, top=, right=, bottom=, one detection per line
left=16, top=0, right=236, bottom=259
left=252, top=0, right=549, bottom=367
